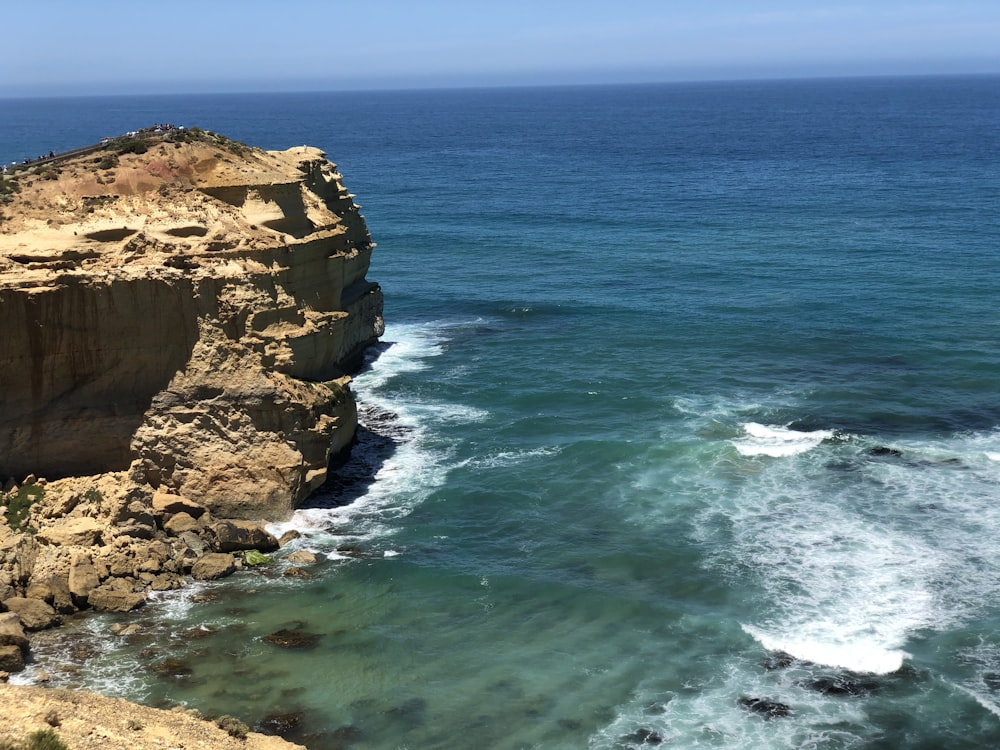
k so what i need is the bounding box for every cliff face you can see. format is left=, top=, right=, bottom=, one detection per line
left=0, top=132, right=383, bottom=519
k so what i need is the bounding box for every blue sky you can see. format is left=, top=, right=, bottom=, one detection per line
left=5, top=0, right=1000, bottom=96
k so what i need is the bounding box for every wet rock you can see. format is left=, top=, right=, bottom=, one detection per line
left=739, top=696, right=792, bottom=719
left=0, top=644, right=24, bottom=672
left=336, top=545, right=364, bottom=556
left=0, top=612, right=29, bottom=651
left=2, top=597, right=61, bottom=630
left=110, top=623, right=142, bottom=637
left=867, top=446, right=903, bottom=458
left=206, top=520, right=279, bottom=553
left=88, top=580, right=146, bottom=612
left=763, top=651, right=797, bottom=670
left=258, top=711, right=304, bottom=736
left=285, top=550, right=317, bottom=565
left=35, top=517, right=103, bottom=547
left=263, top=629, right=320, bottom=649
left=155, top=657, right=193, bottom=677
left=181, top=625, right=217, bottom=640
left=801, top=675, right=881, bottom=697
left=283, top=567, right=313, bottom=579
left=621, top=727, right=664, bottom=745
left=983, top=672, right=1000, bottom=690
left=149, top=572, right=184, bottom=591
left=191, top=552, right=237, bottom=581
left=278, top=530, right=301, bottom=547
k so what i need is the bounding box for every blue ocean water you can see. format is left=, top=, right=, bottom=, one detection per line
left=4, top=76, right=1000, bottom=748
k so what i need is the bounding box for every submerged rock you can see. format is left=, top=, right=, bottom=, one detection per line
left=620, top=727, right=665, bottom=745
left=258, top=711, right=305, bottom=737
left=155, top=658, right=193, bottom=677
left=739, top=696, right=792, bottom=719
left=263, top=629, right=321, bottom=649
left=800, top=674, right=881, bottom=697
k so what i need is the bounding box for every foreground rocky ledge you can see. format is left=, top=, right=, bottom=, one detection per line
left=0, top=682, right=304, bottom=750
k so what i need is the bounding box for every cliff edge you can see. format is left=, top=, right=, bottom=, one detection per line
left=0, top=129, right=384, bottom=520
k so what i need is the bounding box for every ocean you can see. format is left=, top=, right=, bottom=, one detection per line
left=3, top=75, right=1000, bottom=749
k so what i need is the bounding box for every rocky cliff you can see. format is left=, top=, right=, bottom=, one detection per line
left=0, top=130, right=383, bottom=519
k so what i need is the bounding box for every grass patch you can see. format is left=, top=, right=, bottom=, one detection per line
left=169, top=127, right=253, bottom=157
left=0, top=729, right=70, bottom=750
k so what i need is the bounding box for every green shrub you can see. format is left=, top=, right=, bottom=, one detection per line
left=6, top=484, right=44, bottom=532
left=25, top=730, right=68, bottom=750
left=112, top=139, right=148, bottom=155
left=215, top=715, right=249, bottom=739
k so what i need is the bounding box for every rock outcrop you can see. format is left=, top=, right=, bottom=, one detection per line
left=0, top=129, right=383, bottom=519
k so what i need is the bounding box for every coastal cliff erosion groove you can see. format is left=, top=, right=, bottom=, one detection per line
left=0, top=130, right=384, bottom=519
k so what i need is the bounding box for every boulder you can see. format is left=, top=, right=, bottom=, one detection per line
left=0, top=612, right=28, bottom=651
left=114, top=523, right=156, bottom=540
left=68, top=553, right=100, bottom=603
left=206, top=520, right=279, bottom=553
left=2, top=597, right=60, bottom=631
left=87, top=580, right=146, bottom=612
left=0, top=644, right=24, bottom=672
left=47, top=575, right=75, bottom=614
left=286, top=550, right=317, bottom=565
left=278, top=530, right=301, bottom=547
left=164, top=512, right=204, bottom=536
left=114, top=500, right=156, bottom=527
left=149, top=573, right=184, bottom=591
left=152, top=490, right=207, bottom=519
left=191, top=553, right=237, bottom=581
left=35, top=517, right=103, bottom=547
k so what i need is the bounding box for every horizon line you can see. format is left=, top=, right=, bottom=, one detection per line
left=2, top=70, right=999, bottom=101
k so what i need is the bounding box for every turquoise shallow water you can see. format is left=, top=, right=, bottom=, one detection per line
left=4, top=77, right=1000, bottom=748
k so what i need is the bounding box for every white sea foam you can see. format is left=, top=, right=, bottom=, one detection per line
left=742, top=625, right=909, bottom=674
left=589, top=659, right=868, bottom=750
left=680, top=410, right=1000, bottom=677
left=732, top=422, right=834, bottom=457
left=466, top=445, right=561, bottom=469
left=269, top=320, right=471, bottom=552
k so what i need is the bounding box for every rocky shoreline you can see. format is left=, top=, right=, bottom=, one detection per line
left=0, top=470, right=305, bottom=677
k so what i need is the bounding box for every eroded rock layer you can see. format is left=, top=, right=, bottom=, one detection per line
left=0, top=132, right=383, bottom=518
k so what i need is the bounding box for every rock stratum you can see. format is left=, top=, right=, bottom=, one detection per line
left=0, top=130, right=383, bottom=520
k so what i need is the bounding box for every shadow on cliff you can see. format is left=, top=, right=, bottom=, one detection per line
left=299, top=340, right=412, bottom=509
left=302, top=401, right=408, bottom=509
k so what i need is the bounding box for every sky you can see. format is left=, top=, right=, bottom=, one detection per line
left=4, top=0, right=1000, bottom=96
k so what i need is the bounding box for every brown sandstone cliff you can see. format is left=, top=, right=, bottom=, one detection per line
left=0, top=130, right=383, bottom=520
